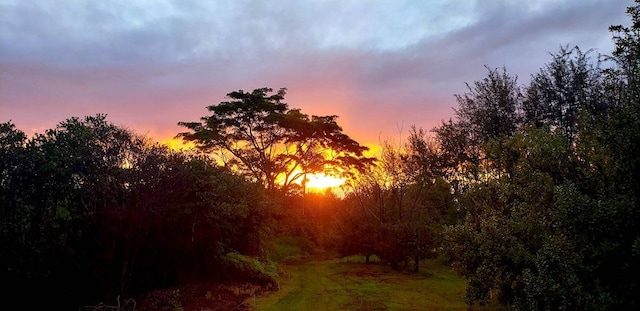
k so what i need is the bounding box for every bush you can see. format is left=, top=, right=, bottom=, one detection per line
left=265, top=235, right=314, bottom=262
left=221, top=252, right=279, bottom=285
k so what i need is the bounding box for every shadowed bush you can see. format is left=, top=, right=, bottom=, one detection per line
left=266, top=235, right=314, bottom=262
left=221, top=252, right=279, bottom=285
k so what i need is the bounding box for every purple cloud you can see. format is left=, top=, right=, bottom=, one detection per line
left=0, top=0, right=630, bottom=146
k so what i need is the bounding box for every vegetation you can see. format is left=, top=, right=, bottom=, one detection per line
left=335, top=135, right=458, bottom=272
left=437, top=3, right=640, bottom=309
left=0, top=115, right=273, bottom=309
left=2, top=1, right=640, bottom=310
left=253, top=256, right=488, bottom=311
left=177, top=87, right=374, bottom=193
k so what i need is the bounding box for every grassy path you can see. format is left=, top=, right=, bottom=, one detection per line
left=252, top=256, right=488, bottom=311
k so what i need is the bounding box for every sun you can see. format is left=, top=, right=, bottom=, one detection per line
left=305, top=173, right=346, bottom=192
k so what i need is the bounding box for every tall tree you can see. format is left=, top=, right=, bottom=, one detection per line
left=443, top=2, right=640, bottom=309
left=433, top=66, right=522, bottom=183
left=523, top=46, right=605, bottom=140
left=454, top=66, right=522, bottom=144
left=178, top=87, right=373, bottom=192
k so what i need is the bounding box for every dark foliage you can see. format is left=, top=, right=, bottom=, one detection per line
left=440, top=2, right=640, bottom=309
left=0, top=115, right=273, bottom=309
left=178, top=87, right=374, bottom=193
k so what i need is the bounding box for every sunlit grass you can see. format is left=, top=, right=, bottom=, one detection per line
left=253, top=256, right=499, bottom=311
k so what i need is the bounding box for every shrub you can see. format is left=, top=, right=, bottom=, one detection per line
left=266, top=235, right=314, bottom=262
left=221, top=252, right=279, bottom=285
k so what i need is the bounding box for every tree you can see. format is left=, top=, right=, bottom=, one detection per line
left=0, top=115, right=142, bottom=308
left=442, top=3, right=640, bottom=308
left=523, top=46, right=605, bottom=140
left=0, top=122, right=30, bottom=293
left=0, top=115, right=276, bottom=309
left=607, top=0, right=640, bottom=196
left=337, top=133, right=455, bottom=271
left=178, top=87, right=373, bottom=192
left=432, top=66, right=522, bottom=183
left=609, top=0, right=640, bottom=106
left=443, top=128, right=591, bottom=308
left=454, top=66, right=522, bottom=144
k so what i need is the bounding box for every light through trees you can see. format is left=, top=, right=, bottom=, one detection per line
left=304, top=172, right=346, bottom=191
left=178, top=87, right=374, bottom=194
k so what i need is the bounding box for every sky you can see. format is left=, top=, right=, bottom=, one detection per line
left=0, top=0, right=632, bottom=150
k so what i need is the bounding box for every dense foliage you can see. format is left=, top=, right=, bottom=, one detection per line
left=336, top=133, right=458, bottom=272
left=438, top=2, right=640, bottom=309
left=177, top=87, right=373, bottom=193
left=0, top=115, right=273, bottom=309
left=332, top=3, right=640, bottom=310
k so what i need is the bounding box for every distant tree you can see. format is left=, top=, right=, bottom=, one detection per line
left=337, top=135, right=455, bottom=271
left=178, top=87, right=373, bottom=193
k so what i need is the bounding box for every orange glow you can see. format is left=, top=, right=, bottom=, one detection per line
left=162, top=137, right=195, bottom=151
left=305, top=173, right=346, bottom=191
left=363, top=143, right=382, bottom=158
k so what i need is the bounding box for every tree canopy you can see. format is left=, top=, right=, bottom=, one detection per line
left=0, top=115, right=274, bottom=309
left=436, top=2, right=640, bottom=309
left=178, top=87, right=374, bottom=193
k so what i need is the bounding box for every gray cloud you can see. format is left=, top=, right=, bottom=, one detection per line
left=0, top=0, right=632, bottom=144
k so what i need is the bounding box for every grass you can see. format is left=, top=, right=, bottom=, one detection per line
left=252, top=255, right=499, bottom=311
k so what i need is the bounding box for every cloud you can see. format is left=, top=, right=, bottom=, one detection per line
left=0, top=0, right=631, bottom=145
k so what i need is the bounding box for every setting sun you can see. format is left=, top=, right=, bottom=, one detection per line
left=305, top=173, right=346, bottom=191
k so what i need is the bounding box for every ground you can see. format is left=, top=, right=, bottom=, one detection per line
left=253, top=255, right=476, bottom=311
left=129, top=253, right=497, bottom=311
left=134, top=282, right=269, bottom=311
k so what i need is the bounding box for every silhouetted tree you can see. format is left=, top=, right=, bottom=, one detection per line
left=523, top=46, right=605, bottom=140
left=433, top=67, right=522, bottom=183
left=338, top=136, right=455, bottom=272
left=0, top=115, right=275, bottom=309
left=178, top=87, right=373, bottom=193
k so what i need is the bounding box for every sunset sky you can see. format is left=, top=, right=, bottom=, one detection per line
left=0, top=0, right=631, bottom=149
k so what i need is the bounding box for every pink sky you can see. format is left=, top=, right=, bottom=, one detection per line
left=1, top=0, right=630, bottom=149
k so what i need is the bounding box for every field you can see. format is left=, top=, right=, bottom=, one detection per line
left=252, top=255, right=497, bottom=311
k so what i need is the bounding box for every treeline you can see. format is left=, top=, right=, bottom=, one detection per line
left=334, top=2, right=640, bottom=309
left=1, top=83, right=374, bottom=309
left=0, top=115, right=275, bottom=309
left=2, top=2, right=640, bottom=310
